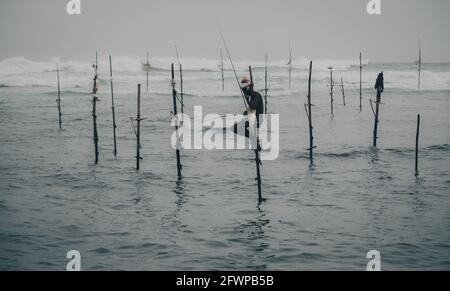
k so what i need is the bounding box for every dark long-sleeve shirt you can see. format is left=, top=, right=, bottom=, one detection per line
left=242, top=86, right=264, bottom=116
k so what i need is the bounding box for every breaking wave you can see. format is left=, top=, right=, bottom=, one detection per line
left=1, top=56, right=449, bottom=91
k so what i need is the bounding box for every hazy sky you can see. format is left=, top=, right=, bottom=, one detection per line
left=1, top=0, right=449, bottom=62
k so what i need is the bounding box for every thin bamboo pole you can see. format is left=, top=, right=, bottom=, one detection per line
left=328, top=67, right=334, bottom=116
left=171, top=63, right=182, bottom=177
left=307, top=61, right=314, bottom=166
left=136, top=84, right=141, bottom=170
left=415, top=114, right=421, bottom=177
left=221, top=48, right=225, bottom=92
left=109, top=55, right=118, bottom=157
left=264, top=54, right=268, bottom=114
left=92, top=52, right=99, bottom=164
left=341, top=77, right=346, bottom=106
left=249, top=65, right=263, bottom=203
left=56, top=64, right=62, bottom=129
left=360, top=52, right=363, bottom=112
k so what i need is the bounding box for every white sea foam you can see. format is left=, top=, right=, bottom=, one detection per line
left=0, top=57, right=449, bottom=91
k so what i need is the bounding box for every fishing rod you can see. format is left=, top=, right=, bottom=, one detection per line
left=218, top=26, right=248, bottom=111
left=220, top=48, right=225, bottom=92
left=175, top=45, right=184, bottom=120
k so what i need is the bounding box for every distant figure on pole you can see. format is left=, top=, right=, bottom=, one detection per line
left=375, top=71, right=384, bottom=97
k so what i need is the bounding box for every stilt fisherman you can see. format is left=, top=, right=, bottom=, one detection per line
left=233, top=76, right=264, bottom=139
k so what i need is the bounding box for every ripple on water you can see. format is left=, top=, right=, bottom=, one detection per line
left=91, top=247, right=111, bottom=254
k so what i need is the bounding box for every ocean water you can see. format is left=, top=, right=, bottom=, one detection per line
left=0, top=56, right=449, bottom=271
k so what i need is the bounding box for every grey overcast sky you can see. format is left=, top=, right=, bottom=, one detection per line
left=1, top=0, right=449, bottom=62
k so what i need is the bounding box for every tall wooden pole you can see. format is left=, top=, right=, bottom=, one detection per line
left=179, top=63, right=184, bottom=118
left=288, top=43, right=292, bottom=89
left=341, top=77, right=346, bottom=106
left=249, top=65, right=263, bottom=203
left=109, top=55, right=118, bottom=157
left=415, top=114, right=421, bottom=177
left=136, top=84, right=142, bottom=170
left=171, top=63, right=182, bottom=177
left=146, top=52, right=149, bottom=93
left=307, top=61, right=314, bottom=166
left=360, top=52, right=363, bottom=112
left=418, top=40, right=422, bottom=90
left=328, top=67, right=334, bottom=116
left=221, top=48, right=225, bottom=92
left=264, top=54, right=268, bottom=114
left=373, top=86, right=382, bottom=148
left=92, top=52, right=99, bottom=164
left=56, top=64, right=62, bottom=129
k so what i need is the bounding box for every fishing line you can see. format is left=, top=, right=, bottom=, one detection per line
left=218, top=26, right=248, bottom=111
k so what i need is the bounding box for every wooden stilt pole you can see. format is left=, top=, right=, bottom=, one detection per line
left=174, top=45, right=184, bottom=118
left=171, top=63, right=182, bottom=177
left=341, top=77, right=346, bottom=106
left=221, top=48, right=225, bottom=92
left=136, top=84, right=142, bottom=170
left=307, top=61, right=314, bottom=166
left=179, top=63, right=184, bottom=118
left=92, top=52, right=99, bottom=164
left=372, top=73, right=383, bottom=148
left=418, top=40, right=422, bottom=90
left=415, top=114, right=421, bottom=177
left=328, top=67, right=334, bottom=116
left=264, top=54, right=268, bottom=114
left=109, top=55, right=118, bottom=157
left=249, top=66, right=263, bottom=203
left=288, top=42, right=292, bottom=89
left=360, top=52, right=363, bottom=112
left=56, top=63, right=62, bottom=129
left=146, top=52, right=149, bottom=93
left=372, top=96, right=381, bottom=147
